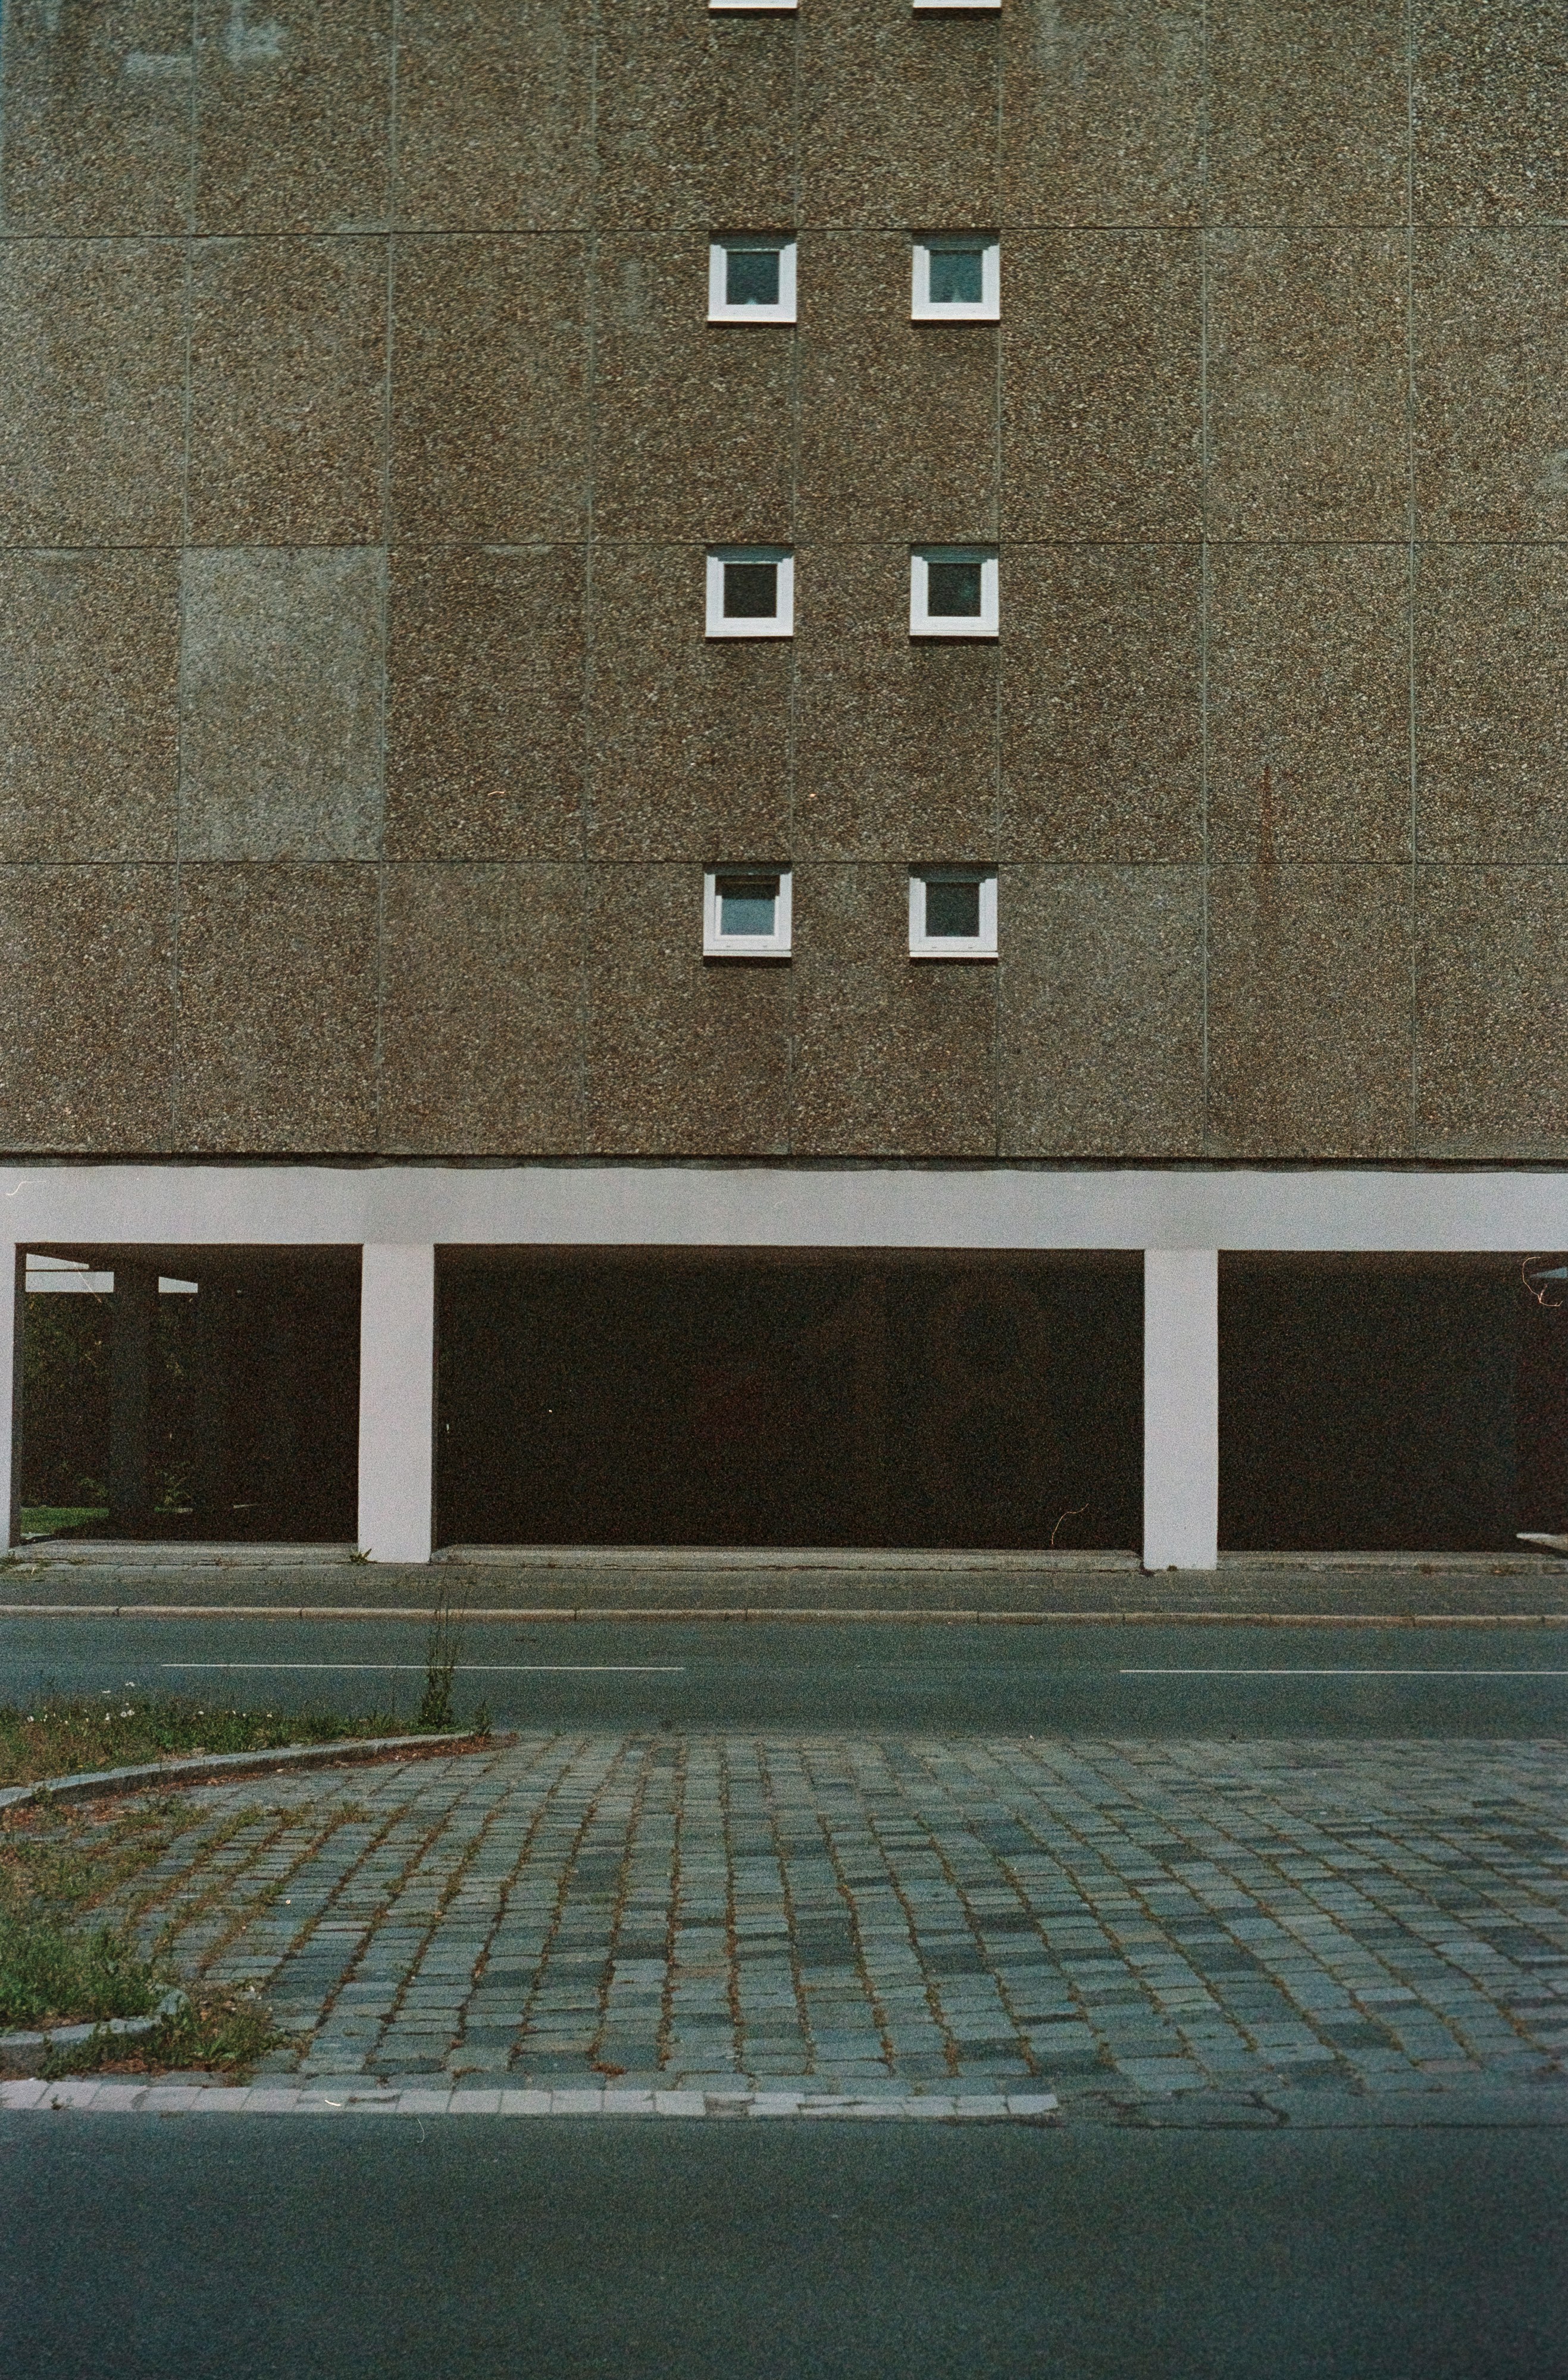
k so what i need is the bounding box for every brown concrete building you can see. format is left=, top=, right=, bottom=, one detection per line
left=2, top=2, right=1566, bottom=1565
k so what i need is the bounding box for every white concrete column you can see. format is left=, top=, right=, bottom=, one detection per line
left=357, top=1244, right=436, bottom=1564
left=1, top=1246, right=17, bottom=1551
left=1143, top=1249, right=1219, bottom=1571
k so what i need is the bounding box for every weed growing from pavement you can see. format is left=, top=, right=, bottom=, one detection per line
left=0, top=1916, right=163, bottom=2030
left=418, top=1595, right=462, bottom=1731
left=37, top=1985, right=284, bottom=2081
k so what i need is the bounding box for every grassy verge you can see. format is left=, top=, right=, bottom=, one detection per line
left=1, top=1685, right=489, bottom=1790
left=37, top=1986, right=284, bottom=2080
left=2, top=1794, right=281, bottom=2075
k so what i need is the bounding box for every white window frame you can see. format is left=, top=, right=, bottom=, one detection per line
left=911, top=234, right=1000, bottom=322
left=708, top=235, right=798, bottom=325
left=909, top=868, right=998, bottom=961
left=706, top=546, right=795, bottom=638
left=909, top=546, right=999, bottom=640
left=912, top=0, right=999, bottom=12
left=712, top=0, right=796, bottom=10
left=704, top=865, right=794, bottom=959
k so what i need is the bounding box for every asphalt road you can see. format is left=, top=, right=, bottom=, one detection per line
left=3, top=1615, right=1568, bottom=1736
left=4, top=2114, right=1564, bottom=2380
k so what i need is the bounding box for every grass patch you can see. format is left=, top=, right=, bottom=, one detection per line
left=17, top=1506, right=108, bottom=1540
left=0, top=1688, right=487, bottom=1789
left=0, top=1916, right=162, bottom=2029
left=38, top=1986, right=283, bottom=2081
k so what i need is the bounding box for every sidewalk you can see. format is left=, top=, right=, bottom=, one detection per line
left=4, top=1545, right=1567, bottom=1622
left=17, top=1733, right=1565, bottom=2124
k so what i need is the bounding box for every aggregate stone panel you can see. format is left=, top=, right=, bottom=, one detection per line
left=1414, top=543, right=1568, bottom=865
left=796, top=236, right=998, bottom=547
left=0, top=865, right=175, bottom=1151
left=1204, top=0, right=1409, bottom=227
left=999, top=0, right=1200, bottom=229
left=380, top=864, right=586, bottom=1155
left=798, top=1, right=998, bottom=230
left=179, top=550, right=384, bottom=865
left=998, top=865, right=1203, bottom=1158
left=1207, top=543, right=1411, bottom=865
left=1416, top=867, right=1568, bottom=1158
left=1413, top=232, right=1568, bottom=541
left=395, top=0, right=591, bottom=233
left=174, top=863, right=379, bottom=1152
left=587, top=546, right=790, bottom=863
left=1413, top=0, right=1568, bottom=225
left=193, top=0, right=391, bottom=234
left=594, top=1, right=795, bottom=231
left=1205, top=231, right=1409, bottom=543
left=0, top=239, right=184, bottom=546
left=790, top=866, right=999, bottom=1158
left=592, top=231, right=793, bottom=545
left=390, top=234, right=589, bottom=544
left=793, top=545, right=998, bottom=865
left=1000, top=233, right=1201, bottom=541
left=0, top=0, right=192, bottom=234
left=387, top=546, right=584, bottom=863
left=1206, top=864, right=1414, bottom=1161
left=581, top=866, right=793, bottom=1156
left=0, top=550, right=179, bottom=865
left=188, top=236, right=388, bottom=547
left=1000, top=544, right=1201, bottom=864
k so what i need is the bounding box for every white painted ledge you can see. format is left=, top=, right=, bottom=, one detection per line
left=5, top=1163, right=1567, bottom=1252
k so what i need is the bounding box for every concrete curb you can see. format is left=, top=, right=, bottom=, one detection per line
left=0, top=1729, right=487, bottom=1815
left=0, top=2078, right=1059, bottom=2121
left=0, top=1990, right=187, bottom=2056
left=1, top=1604, right=1566, bottom=1627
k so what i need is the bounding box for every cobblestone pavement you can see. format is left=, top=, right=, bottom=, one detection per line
left=72, top=1736, right=1568, bottom=2110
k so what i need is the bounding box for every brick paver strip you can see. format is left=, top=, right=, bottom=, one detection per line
left=7, top=1737, right=1567, bottom=2123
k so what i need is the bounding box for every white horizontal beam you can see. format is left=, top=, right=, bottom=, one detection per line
left=2, top=1163, right=1566, bottom=1254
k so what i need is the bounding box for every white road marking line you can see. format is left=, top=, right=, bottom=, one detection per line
left=1121, top=1667, right=1568, bottom=1678
left=159, top=1663, right=686, bottom=1674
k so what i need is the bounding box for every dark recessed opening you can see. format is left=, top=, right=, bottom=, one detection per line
left=1219, top=1254, right=1568, bottom=1552
left=16, top=1246, right=360, bottom=1545
left=435, top=1250, right=1142, bottom=1550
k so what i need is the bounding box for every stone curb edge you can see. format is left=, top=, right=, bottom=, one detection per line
left=0, top=1991, right=187, bottom=2055
left=0, top=1729, right=487, bottom=1815
left=2, top=1606, right=1566, bottom=1627
left=0, top=2079, right=1060, bottom=2122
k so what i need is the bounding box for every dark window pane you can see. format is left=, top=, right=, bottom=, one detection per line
left=726, top=247, right=781, bottom=306
left=928, top=247, right=984, bottom=305
left=925, top=560, right=982, bottom=618
left=925, top=879, right=981, bottom=938
left=724, top=561, right=778, bottom=618
left=717, top=876, right=780, bottom=937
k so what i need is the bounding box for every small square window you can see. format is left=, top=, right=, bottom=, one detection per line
left=910, top=546, right=999, bottom=639
left=704, top=866, right=793, bottom=958
left=707, top=546, right=794, bottom=638
left=912, top=236, right=1000, bottom=322
left=709, top=236, right=797, bottom=323
left=909, top=868, right=997, bottom=960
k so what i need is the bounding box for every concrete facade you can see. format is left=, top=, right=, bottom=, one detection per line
left=4, top=1, right=1566, bottom=1163
left=3, top=4, right=1566, bottom=1562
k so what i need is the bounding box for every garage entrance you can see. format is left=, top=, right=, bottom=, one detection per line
left=436, top=1251, right=1143, bottom=1551
left=1219, top=1254, right=1568, bottom=1552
